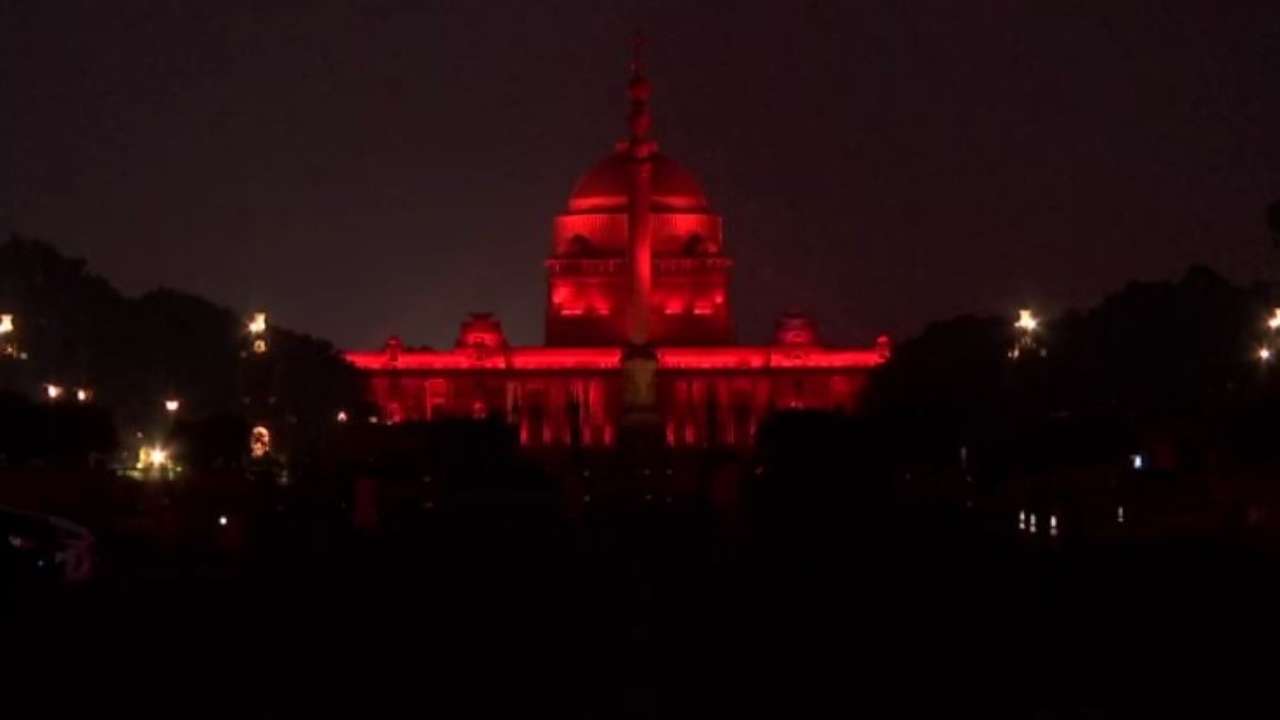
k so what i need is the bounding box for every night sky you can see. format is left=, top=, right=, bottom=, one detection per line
left=4, top=1, right=1279, bottom=349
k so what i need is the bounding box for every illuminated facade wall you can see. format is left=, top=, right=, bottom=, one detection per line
left=347, top=315, right=889, bottom=449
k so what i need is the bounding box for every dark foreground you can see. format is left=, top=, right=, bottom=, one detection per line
left=5, top=487, right=1280, bottom=720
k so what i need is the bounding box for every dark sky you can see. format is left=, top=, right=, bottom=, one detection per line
left=4, top=1, right=1279, bottom=349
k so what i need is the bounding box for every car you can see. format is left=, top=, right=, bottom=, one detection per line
left=1, top=505, right=95, bottom=585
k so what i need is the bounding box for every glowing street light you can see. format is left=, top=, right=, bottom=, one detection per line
left=1260, top=347, right=1274, bottom=363
left=1010, top=308, right=1045, bottom=359
left=247, top=312, right=269, bottom=354
left=248, top=312, right=268, bottom=335
left=45, top=384, right=64, bottom=400
left=75, top=388, right=92, bottom=403
left=137, top=445, right=171, bottom=470
left=249, top=425, right=271, bottom=459
left=336, top=410, right=349, bottom=423
left=164, top=398, right=181, bottom=414
left=1015, top=309, right=1039, bottom=332
left=1269, top=308, right=1280, bottom=331
left=0, top=314, right=16, bottom=359
left=148, top=447, right=169, bottom=466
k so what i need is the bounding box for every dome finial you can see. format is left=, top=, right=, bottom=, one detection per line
left=626, top=30, right=655, bottom=156
left=629, top=29, right=646, bottom=79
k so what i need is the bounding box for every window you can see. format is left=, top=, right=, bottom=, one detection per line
left=425, top=379, right=448, bottom=420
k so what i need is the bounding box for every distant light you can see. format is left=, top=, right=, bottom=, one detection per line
left=1015, top=309, right=1039, bottom=332
left=1260, top=347, right=1273, bottom=362
left=45, top=384, right=64, bottom=400
left=164, top=399, right=181, bottom=413
left=1131, top=454, right=1144, bottom=471
left=249, top=425, right=271, bottom=458
left=138, top=445, right=170, bottom=470
left=1029, top=513, right=1038, bottom=534
left=336, top=410, right=349, bottom=423
left=1117, top=505, right=1126, bottom=525
left=248, top=312, right=268, bottom=335
left=1269, top=309, right=1280, bottom=331
left=218, top=515, right=228, bottom=527
left=75, top=388, right=91, bottom=403
left=1018, top=510, right=1027, bottom=531
left=252, top=338, right=268, bottom=354
left=368, top=415, right=379, bottom=424
left=0, top=314, right=12, bottom=335
left=1049, top=514, right=1059, bottom=537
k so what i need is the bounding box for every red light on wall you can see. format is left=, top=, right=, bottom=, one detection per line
left=561, top=306, right=585, bottom=316
left=664, top=300, right=685, bottom=315
left=346, top=344, right=884, bottom=373
left=658, top=347, right=769, bottom=370
left=692, top=302, right=714, bottom=316
left=510, top=348, right=621, bottom=370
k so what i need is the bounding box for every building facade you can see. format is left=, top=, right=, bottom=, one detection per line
left=344, top=56, right=888, bottom=449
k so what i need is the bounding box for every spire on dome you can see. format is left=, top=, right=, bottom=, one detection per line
left=626, top=31, right=656, bottom=158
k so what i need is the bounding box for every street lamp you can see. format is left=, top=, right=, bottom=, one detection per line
left=45, top=383, right=64, bottom=401
left=1010, top=308, right=1044, bottom=359
left=137, top=445, right=172, bottom=471
left=1015, top=309, right=1039, bottom=332
left=1, top=314, right=16, bottom=357
left=1260, top=347, right=1274, bottom=363
left=248, top=312, right=268, bottom=354
left=164, top=398, right=181, bottom=414
left=248, top=312, right=267, bottom=335
left=75, top=388, right=92, bottom=403
left=1269, top=308, right=1280, bottom=331
left=249, top=425, right=271, bottom=458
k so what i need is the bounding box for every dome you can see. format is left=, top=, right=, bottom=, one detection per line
left=567, top=152, right=709, bottom=214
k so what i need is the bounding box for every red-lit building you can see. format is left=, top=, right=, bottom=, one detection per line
left=344, top=55, right=889, bottom=449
